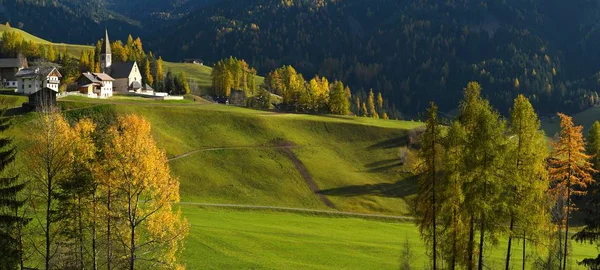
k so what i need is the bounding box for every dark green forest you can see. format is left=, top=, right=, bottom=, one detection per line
left=149, top=0, right=600, bottom=116
left=5, top=0, right=600, bottom=116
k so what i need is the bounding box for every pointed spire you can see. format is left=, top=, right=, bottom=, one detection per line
left=103, top=28, right=111, bottom=55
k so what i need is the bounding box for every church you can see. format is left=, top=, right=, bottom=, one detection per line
left=100, top=30, right=145, bottom=93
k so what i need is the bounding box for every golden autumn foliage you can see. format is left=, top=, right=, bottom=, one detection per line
left=549, top=113, right=596, bottom=198
left=103, top=114, right=189, bottom=270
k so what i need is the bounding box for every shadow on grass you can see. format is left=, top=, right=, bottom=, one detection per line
left=318, top=175, right=418, bottom=198
left=365, top=158, right=404, bottom=173
left=368, top=137, right=407, bottom=150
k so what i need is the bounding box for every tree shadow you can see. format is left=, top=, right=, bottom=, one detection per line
left=367, top=136, right=407, bottom=150
left=318, top=175, right=418, bottom=198
left=364, top=158, right=404, bottom=173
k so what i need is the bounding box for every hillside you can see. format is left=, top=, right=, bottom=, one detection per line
left=3, top=96, right=595, bottom=269
left=56, top=98, right=421, bottom=215
left=148, top=0, right=600, bottom=117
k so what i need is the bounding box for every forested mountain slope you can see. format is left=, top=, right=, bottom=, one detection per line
left=149, top=0, right=600, bottom=116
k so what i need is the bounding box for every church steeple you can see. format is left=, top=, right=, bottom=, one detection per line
left=101, top=29, right=112, bottom=72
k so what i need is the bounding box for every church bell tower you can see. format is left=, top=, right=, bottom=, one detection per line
left=101, top=29, right=112, bottom=73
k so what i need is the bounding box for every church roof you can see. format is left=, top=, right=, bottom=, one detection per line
left=109, top=62, right=135, bottom=78
left=102, top=29, right=111, bottom=55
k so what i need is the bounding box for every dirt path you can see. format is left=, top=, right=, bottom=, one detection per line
left=278, top=144, right=337, bottom=209
left=178, top=202, right=413, bottom=221
left=167, top=145, right=303, bottom=162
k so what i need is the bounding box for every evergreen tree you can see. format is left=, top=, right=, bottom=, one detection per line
left=367, top=89, right=379, bottom=118
left=573, top=121, right=600, bottom=269
left=504, top=95, right=550, bottom=269
left=415, top=102, right=443, bottom=269
left=0, top=111, right=28, bottom=269
left=549, top=113, right=596, bottom=270
left=439, top=121, right=468, bottom=269
left=329, top=81, right=350, bottom=115
left=458, top=82, right=507, bottom=270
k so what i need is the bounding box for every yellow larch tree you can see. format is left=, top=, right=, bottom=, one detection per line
left=549, top=113, right=596, bottom=270
left=103, top=115, right=188, bottom=270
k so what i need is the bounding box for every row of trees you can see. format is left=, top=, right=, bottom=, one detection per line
left=263, top=65, right=351, bottom=114
left=1, top=28, right=60, bottom=61
left=352, top=89, right=389, bottom=119
left=415, top=81, right=599, bottom=269
left=0, top=106, right=188, bottom=269
left=211, top=57, right=258, bottom=97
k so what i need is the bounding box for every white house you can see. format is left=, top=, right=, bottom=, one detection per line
left=76, top=72, right=115, bottom=98
left=15, top=67, right=62, bottom=94
left=0, top=56, right=28, bottom=89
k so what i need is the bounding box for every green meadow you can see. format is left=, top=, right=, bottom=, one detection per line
left=2, top=94, right=598, bottom=269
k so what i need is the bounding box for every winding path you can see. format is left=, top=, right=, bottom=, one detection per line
left=177, top=202, right=413, bottom=221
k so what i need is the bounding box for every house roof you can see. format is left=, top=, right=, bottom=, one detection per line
left=93, top=72, right=114, bottom=81
left=15, top=67, right=62, bottom=78
left=81, top=72, right=101, bottom=83
left=0, top=57, right=27, bottom=69
left=109, top=62, right=135, bottom=78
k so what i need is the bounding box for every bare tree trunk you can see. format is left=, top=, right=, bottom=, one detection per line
left=467, top=216, right=475, bottom=270
left=451, top=209, right=457, bottom=270
left=45, top=173, right=52, bottom=270
left=522, top=231, right=526, bottom=270
left=505, top=217, right=515, bottom=270
left=92, top=193, right=97, bottom=270
left=432, top=124, right=437, bottom=270
left=78, top=196, right=84, bottom=269
left=107, top=189, right=112, bottom=270
left=563, top=177, right=571, bottom=270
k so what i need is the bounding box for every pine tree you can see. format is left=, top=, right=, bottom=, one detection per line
left=504, top=95, right=550, bottom=269
left=439, top=121, right=468, bottom=269
left=367, top=89, right=378, bottom=118
left=458, top=82, right=506, bottom=270
left=0, top=110, right=28, bottom=269
left=415, top=102, right=443, bottom=269
left=549, top=113, right=596, bottom=270
left=329, top=81, right=350, bottom=115
left=573, top=121, right=600, bottom=269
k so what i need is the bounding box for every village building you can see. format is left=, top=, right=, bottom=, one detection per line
left=24, top=87, right=57, bottom=111
left=0, top=55, right=28, bottom=88
left=15, top=66, right=61, bottom=94
left=101, top=30, right=145, bottom=93
left=76, top=72, right=115, bottom=98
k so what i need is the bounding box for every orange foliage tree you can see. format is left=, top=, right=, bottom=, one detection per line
left=549, top=113, right=596, bottom=269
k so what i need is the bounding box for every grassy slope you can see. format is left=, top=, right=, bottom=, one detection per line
left=4, top=95, right=597, bottom=269
left=182, top=206, right=597, bottom=270
left=0, top=24, right=93, bottom=58
left=114, top=104, right=420, bottom=215
left=542, top=105, right=600, bottom=136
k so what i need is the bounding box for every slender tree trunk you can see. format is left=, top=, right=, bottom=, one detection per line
left=451, top=208, right=457, bottom=270
left=432, top=125, right=437, bottom=270
left=478, top=180, right=487, bottom=270
left=468, top=216, right=475, bottom=270
left=92, top=193, right=97, bottom=270
left=505, top=216, right=515, bottom=270
left=45, top=175, right=52, bottom=270
left=107, top=189, right=111, bottom=270
left=129, top=224, right=135, bottom=270
left=78, top=196, right=84, bottom=269
left=522, top=231, right=526, bottom=270
left=563, top=176, right=571, bottom=270
left=478, top=214, right=485, bottom=270
left=17, top=204, right=25, bottom=270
